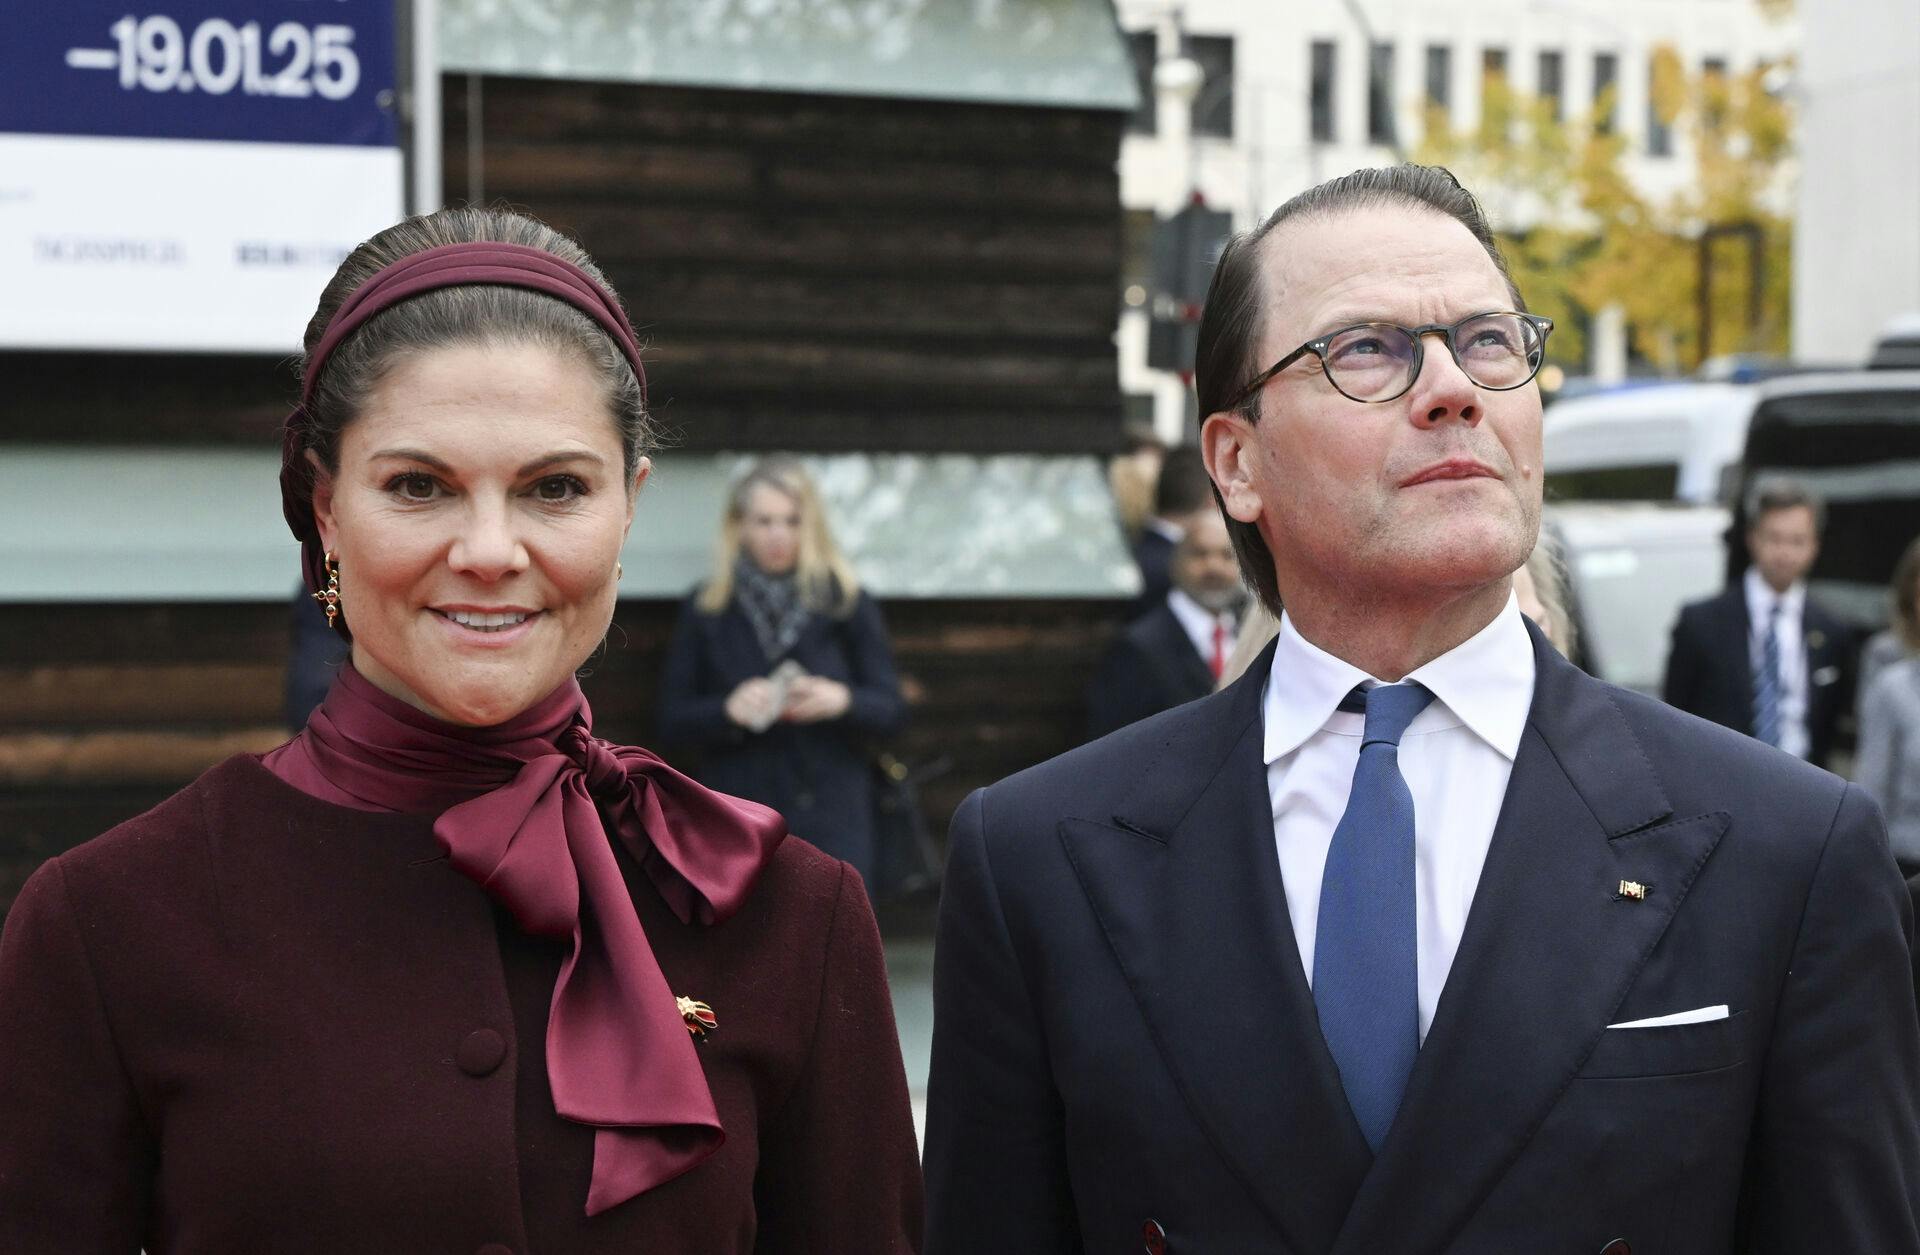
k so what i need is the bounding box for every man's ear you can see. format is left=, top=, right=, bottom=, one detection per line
left=1201, top=410, right=1265, bottom=525
left=307, top=449, right=339, bottom=551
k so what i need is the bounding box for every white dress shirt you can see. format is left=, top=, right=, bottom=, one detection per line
left=1743, top=566, right=1810, bottom=760
left=1263, top=597, right=1537, bottom=1039
left=1166, top=588, right=1237, bottom=674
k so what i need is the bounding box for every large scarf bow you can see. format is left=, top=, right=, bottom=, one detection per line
left=298, top=667, right=786, bottom=1214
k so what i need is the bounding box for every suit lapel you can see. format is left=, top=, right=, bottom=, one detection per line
left=1060, top=645, right=1371, bottom=1255
left=1331, top=629, right=1729, bottom=1255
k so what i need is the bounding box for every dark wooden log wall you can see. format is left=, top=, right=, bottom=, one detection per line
left=2, top=77, right=1126, bottom=454
left=0, top=597, right=1127, bottom=916
left=445, top=77, right=1126, bottom=454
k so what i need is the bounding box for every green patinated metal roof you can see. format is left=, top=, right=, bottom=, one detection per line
left=0, top=448, right=1138, bottom=602
left=438, top=0, right=1140, bottom=110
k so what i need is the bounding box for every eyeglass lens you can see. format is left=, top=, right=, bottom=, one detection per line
left=1323, top=313, right=1544, bottom=401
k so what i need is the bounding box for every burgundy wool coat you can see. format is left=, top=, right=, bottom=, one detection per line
left=0, top=756, right=923, bottom=1254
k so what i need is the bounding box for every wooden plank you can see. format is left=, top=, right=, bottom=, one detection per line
left=2, top=352, right=290, bottom=445
left=452, top=77, right=1122, bottom=166
left=531, top=202, right=1119, bottom=276
left=0, top=728, right=287, bottom=785
left=0, top=663, right=284, bottom=728
left=0, top=604, right=291, bottom=667
left=592, top=273, right=1121, bottom=340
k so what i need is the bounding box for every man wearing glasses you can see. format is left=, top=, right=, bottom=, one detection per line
left=924, top=165, right=1920, bottom=1254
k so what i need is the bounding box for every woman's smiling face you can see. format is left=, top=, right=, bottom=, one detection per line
left=312, top=341, right=647, bottom=727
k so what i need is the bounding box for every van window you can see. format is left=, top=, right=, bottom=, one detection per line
left=1544, top=463, right=1681, bottom=501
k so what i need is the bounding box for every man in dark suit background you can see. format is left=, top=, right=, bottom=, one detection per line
left=1088, top=508, right=1244, bottom=738
left=924, top=165, right=1920, bottom=1254
left=1664, top=480, right=1855, bottom=767
left=1129, top=446, right=1214, bottom=619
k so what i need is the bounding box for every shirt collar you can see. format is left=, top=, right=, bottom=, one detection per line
left=1743, top=566, right=1805, bottom=620
left=1262, top=594, right=1536, bottom=765
left=1146, top=516, right=1187, bottom=544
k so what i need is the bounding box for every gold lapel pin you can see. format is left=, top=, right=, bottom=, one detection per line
left=1617, top=879, right=1649, bottom=901
left=677, top=996, right=717, bottom=1037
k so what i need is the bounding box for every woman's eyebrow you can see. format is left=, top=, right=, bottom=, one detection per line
left=364, top=449, right=607, bottom=475
left=368, top=447, right=451, bottom=470
left=516, top=450, right=607, bottom=476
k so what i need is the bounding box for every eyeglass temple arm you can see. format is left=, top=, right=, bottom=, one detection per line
left=1225, top=343, right=1318, bottom=413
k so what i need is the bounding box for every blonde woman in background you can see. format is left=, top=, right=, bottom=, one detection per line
left=1218, top=533, right=1575, bottom=689
left=658, top=459, right=905, bottom=894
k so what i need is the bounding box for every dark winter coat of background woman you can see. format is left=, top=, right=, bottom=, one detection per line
left=658, top=460, right=905, bottom=893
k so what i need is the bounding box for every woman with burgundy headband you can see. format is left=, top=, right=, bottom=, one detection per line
left=0, top=208, right=923, bottom=1253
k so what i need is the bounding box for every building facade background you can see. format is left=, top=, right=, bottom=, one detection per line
left=1114, top=0, right=1800, bottom=440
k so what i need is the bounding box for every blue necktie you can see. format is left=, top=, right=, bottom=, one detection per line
left=1752, top=602, right=1782, bottom=748
left=1313, top=681, right=1435, bottom=1153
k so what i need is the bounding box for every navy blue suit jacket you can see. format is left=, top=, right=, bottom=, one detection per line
left=926, top=623, right=1920, bottom=1254
left=1662, top=583, right=1856, bottom=768
left=1085, top=602, right=1216, bottom=740
left=656, top=590, right=905, bottom=888
left=1129, top=530, right=1176, bottom=621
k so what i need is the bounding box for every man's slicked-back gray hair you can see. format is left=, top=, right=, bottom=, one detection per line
left=1194, top=164, right=1525, bottom=617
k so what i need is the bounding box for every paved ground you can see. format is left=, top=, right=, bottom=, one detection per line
left=885, top=936, right=935, bottom=1146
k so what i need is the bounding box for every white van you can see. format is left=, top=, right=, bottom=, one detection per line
left=1542, top=381, right=1758, bottom=505
left=1546, top=502, right=1732, bottom=696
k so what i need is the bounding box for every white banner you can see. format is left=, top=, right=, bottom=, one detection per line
left=0, top=133, right=402, bottom=352
left=1, top=0, right=406, bottom=353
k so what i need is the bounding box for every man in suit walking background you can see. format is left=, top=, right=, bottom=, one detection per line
left=924, top=165, right=1920, bottom=1254
left=1087, top=508, right=1244, bottom=738
left=1664, top=480, right=1856, bottom=768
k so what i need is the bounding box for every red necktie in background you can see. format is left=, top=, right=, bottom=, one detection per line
left=1210, top=620, right=1228, bottom=681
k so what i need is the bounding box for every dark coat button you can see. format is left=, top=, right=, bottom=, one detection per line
left=1599, top=1241, right=1631, bottom=1255
left=457, top=1028, right=508, bottom=1077
left=1142, top=1218, right=1167, bottom=1255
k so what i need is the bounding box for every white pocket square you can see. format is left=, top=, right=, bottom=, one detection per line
left=1607, top=1004, right=1729, bottom=1029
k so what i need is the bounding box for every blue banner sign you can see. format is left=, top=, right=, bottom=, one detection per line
left=2, top=2, right=398, bottom=146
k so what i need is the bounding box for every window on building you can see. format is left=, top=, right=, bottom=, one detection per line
left=1480, top=47, right=1509, bottom=139
left=1702, top=56, right=1729, bottom=131
left=1369, top=42, right=1397, bottom=145
left=1647, top=51, right=1674, bottom=156
left=1538, top=50, right=1564, bottom=123
left=1188, top=34, right=1235, bottom=139
left=1126, top=30, right=1158, bottom=135
left=1310, top=40, right=1337, bottom=143
left=1592, top=52, right=1619, bottom=133
left=1426, top=44, right=1451, bottom=113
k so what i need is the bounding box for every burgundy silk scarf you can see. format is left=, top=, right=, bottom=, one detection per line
left=266, top=665, right=787, bottom=1215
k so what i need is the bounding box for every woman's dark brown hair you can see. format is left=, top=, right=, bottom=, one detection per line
left=297, top=207, right=653, bottom=485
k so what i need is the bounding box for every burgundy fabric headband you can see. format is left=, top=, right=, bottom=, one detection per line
left=280, top=241, right=647, bottom=621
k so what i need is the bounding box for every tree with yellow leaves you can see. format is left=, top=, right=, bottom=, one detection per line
left=1417, top=43, right=1795, bottom=374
